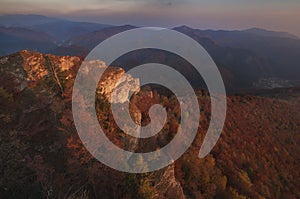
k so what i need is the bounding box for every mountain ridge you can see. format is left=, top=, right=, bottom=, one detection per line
left=1, top=15, right=300, bottom=93
left=0, top=50, right=299, bottom=198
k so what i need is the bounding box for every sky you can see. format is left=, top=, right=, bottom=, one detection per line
left=0, top=0, right=300, bottom=36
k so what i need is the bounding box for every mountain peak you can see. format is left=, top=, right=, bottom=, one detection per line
left=174, top=25, right=193, bottom=30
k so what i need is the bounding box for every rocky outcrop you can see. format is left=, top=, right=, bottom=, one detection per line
left=94, top=65, right=185, bottom=198
left=95, top=64, right=140, bottom=104
left=72, top=57, right=185, bottom=199
left=153, top=164, right=186, bottom=199
left=0, top=50, right=186, bottom=199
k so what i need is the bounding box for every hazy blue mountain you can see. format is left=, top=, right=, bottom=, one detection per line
left=68, top=25, right=136, bottom=50
left=0, top=14, right=112, bottom=42
left=174, top=26, right=300, bottom=81
left=242, top=27, right=298, bottom=39
left=68, top=25, right=273, bottom=90
left=48, top=45, right=88, bottom=56
left=0, top=14, right=59, bottom=27
left=0, top=26, right=56, bottom=56
left=29, top=20, right=112, bottom=41
left=1, top=15, right=299, bottom=91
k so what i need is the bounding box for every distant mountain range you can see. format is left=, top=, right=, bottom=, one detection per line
left=0, top=14, right=300, bottom=92
left=0, top=14, right=112, bottom=44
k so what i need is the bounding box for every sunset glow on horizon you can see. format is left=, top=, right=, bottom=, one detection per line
left=0, top=0, right=299, bottom=36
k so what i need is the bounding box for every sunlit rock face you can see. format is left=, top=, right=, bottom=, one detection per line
left=19, top=50, right=81, bottom=82
left=94, top=64, right=140, bottom=104
left=111, top=73, right=140, bottom=104
left=80, top=59, right=140, bottom=104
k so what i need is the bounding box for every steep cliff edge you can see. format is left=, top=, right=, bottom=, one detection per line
left=0, top=50, right=186, bottom=199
